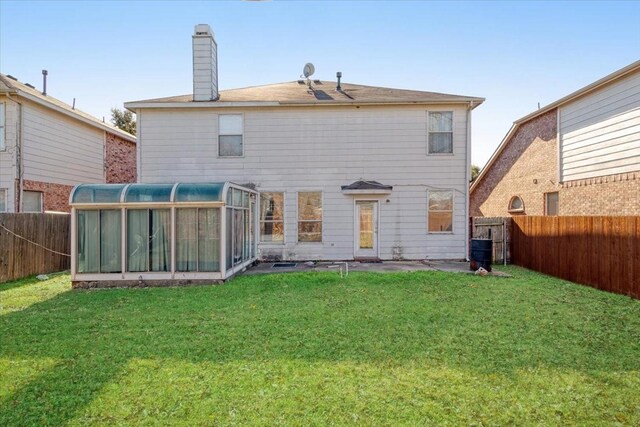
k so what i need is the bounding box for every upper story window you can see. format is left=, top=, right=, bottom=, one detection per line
left=428, top=111, right=453, bottom=154
left=0, top=103, right=5, bottom=150
left=298, top=191, right=322, bottom=242
left=218, top=114, right=243, bottom=157
left=260, top=192, right=284, bottom=243
left=23, top=191, right=42, bottom=213
left=508, top=196, right=525, bottom=214
left=428, top=190, right=453, bottom=233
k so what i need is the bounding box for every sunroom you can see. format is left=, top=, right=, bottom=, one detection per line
left=69, top=182, right=258, bottom=287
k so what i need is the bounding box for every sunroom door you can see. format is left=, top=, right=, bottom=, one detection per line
left=354, top=201, right=378, bottom=258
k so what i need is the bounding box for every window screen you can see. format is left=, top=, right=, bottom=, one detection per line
left=298, top=192, right=322, bottom=242
left=219, top=115, right=243, bottom=157
left=428, top=190, right=453, bottom=232
left=23, top=191, right=42, bottom=212
left=428, top=112, right=453, bottom=154
left=260, top=192, right=284, bottom=243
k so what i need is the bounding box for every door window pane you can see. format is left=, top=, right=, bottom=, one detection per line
left=359, top=203, right=374, bottom=249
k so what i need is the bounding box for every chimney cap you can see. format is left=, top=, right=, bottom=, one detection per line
left=194, top=24, right=214, bottom=37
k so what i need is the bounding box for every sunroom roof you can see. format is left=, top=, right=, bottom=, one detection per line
left=70, top=183, right=239, bottom=205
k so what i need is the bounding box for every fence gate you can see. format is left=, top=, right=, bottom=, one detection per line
left=471, top=217, right=511, bottom=264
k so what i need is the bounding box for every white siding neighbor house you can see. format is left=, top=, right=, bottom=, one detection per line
left=0, top=73, right=137, bottom=213
left=125, top=24, right=483, bottom=263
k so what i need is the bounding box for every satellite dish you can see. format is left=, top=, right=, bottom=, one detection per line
left=303, top=63, right=315, bottom=78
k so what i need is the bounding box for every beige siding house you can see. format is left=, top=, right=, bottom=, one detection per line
left=0, top=73, right=137, bottom=212
left=471, top=60, right=640, bottom=217
left=125, top=24, right=483, bottom=262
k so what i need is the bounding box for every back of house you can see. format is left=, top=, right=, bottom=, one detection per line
left=125, top=24, right=484, bottom=263
left=471, top=60, right=640, bottom=217
left=0, top=73, right=136, bottom=213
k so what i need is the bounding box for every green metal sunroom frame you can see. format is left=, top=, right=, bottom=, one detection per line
left=69, top=182, right=258, bottom=284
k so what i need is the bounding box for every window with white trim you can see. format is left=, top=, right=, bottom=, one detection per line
left=0, top=103, right=5, bottom=150
left=508, top=196, right=525, bottom=214
left=218, top=114, right=243, bottom=157
left=260, top=192, right=284, bottom=243
left=23, top=191, right=43, bottom=213
left=298, top=191, right=322, bottom=242
left=428, top=111, right=453, bottom=154
left=0, top=189, right=6, bottom=212
left=428, top=190, right=453, bottom=232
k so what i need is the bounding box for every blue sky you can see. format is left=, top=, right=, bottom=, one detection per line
left=1, top=1, right=638, bottom=167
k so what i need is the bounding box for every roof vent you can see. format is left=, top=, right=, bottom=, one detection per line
left=6, top=75, right=18, bottom=81
left=336, top=71, right=342, bottom=91
left=42, top=69, right=48, bottom=96
left=25, top=83, right=35, bottom=89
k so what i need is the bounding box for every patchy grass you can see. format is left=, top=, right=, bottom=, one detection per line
left=0, top=267, right=639, bottom=425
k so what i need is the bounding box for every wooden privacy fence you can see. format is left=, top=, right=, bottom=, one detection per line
left=0, top=213, right=70, bottom=283
left=511, top=216, right=640, bottom=299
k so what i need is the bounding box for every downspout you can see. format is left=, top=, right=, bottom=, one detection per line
left=465, top=102, right=473, bottom=261
left=5, top=92, right=23, bottom=212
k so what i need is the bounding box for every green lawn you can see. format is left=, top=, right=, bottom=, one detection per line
left=1, top=268, right=639, bottom=426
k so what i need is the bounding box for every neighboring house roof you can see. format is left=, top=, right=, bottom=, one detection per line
left=0, top=73, right=136, bottom=143
left=125, top=80, right=484, bottom=109
left=471, top=59, right=640, bottom=193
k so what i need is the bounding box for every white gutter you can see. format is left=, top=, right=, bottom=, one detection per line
left=465, top=102, right=473, bottom=261
left=125, top=99, right=485, bottom=111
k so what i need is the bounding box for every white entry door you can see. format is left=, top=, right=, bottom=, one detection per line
left=355, top=201, right=378, bottom=258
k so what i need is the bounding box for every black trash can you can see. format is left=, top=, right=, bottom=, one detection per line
left=470, top=239, right=492, bottom=272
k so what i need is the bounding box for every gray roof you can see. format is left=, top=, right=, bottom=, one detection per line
left=127, top=80, right=484, bottom=106
left=0, top=73, right=136, bottom=142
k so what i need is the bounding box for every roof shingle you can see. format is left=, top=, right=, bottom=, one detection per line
left=127, top=80, right=484, bottom=106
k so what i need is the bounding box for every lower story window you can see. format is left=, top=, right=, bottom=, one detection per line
left=176, top=208, right=221, bottom=272
left=77, top=209, right=122, bottom=273
left=428, top=190, right=453, bottom=232
left=0, top=189, right=6, bottom=212
left=298, top=191, right=322, bottom=242
left=127, top=209, right=171, bottom=272
left=260, top=192, right=284, bottom=243
left=23, top=191, right=42, bottom=212
left=545, top=192, right=559, bottom=216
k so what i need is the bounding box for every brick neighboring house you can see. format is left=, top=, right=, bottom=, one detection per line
left=471, top=60, right=640, bottom=217
left=0, top=73, right=136, bottom=213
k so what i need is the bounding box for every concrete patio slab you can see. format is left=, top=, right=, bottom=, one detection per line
left=241, top=260, right=510, bottom=277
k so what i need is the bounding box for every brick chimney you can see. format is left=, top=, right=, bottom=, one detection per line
left=193, top=24, right=218, bottom=101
